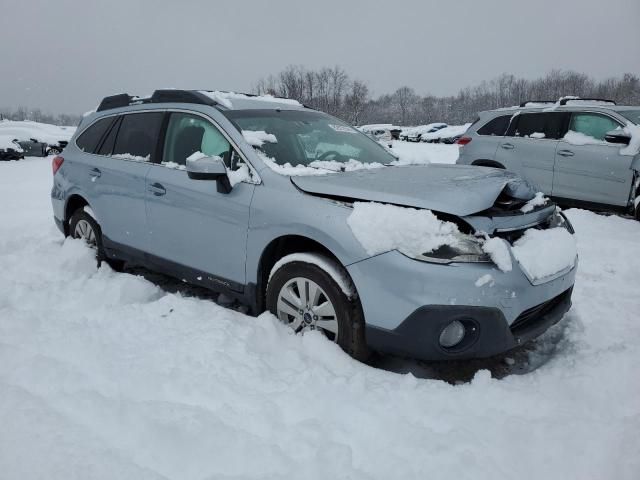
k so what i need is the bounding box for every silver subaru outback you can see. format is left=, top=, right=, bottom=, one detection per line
left=51, top=90, right=577, bottom=362
left=456, top=98, right=640, bottom=220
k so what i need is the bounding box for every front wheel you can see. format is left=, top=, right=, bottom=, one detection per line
left=266, top=256, right=369, bottom=361
left=69, top=209, right=125, bottom=271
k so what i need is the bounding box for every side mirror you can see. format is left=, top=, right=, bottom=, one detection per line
left=604, top=130, right=631, bottom=145
left=186, top=154, right=232, bottom=193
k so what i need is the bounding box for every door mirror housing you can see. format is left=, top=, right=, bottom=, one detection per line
left=604, top=130, right=631, bottom=145
left=186, top=154, right=232, bottom=193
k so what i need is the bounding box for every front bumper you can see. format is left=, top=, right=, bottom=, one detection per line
left=346, top=249, right=576, bottom=361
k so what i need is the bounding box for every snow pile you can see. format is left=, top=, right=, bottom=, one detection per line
left=112, top=153, right=150, bottom=162
left=161, top=161, right=186, bottom=170
left=512, top=227, right=577, bottom=281
left=521, top=192, right=548, bottom=213
left=227, top=163, right=251, bottom=186
left=242, top=129, right=277, bottom=147
left=199, top=91, right=302, bottom=109
left=0, top=120, right=75, bottom=145
left=347, top=202, right=460, bottom=256
left=620, top=123, right=640, bottom=156
left=1, top=158, right=640, bottom=480
left=0, top=135, right=23, bottom=151
left=563, top=130, right=607, bottom=146
left=529, top=132, right=546, bottom=139
left=482, top=237, right=512, bottom=271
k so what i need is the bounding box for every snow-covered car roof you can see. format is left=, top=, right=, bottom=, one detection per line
left=0, top=134, right=24, bottom=152
left=421, top=123, right=471, bottom=140
left=402, top=123, right=448, bottom=136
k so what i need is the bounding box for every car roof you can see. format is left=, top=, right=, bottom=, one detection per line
left=483, top=101, right=639, bottom=117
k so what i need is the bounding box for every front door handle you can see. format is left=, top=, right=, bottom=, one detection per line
left=500, top=143, right=514, bottom=150
left=148, top=182, right=166, bottom=196
left=89, top=167, right=101, bottom=179
left=557, top=150, right=574, bottom=157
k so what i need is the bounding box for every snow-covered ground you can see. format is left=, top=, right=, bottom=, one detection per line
left=1, top=150, right=639, bottom=480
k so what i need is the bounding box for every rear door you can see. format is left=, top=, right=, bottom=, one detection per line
left=552, top=112, right=633, bottom=206
left=494, top=112, right=567, bottom=193
left=86, top=111, right=164, bottom=251
left=144, top=111, right=255, bottom=288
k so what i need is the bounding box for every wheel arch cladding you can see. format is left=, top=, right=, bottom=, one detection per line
left=64, top=194, right=90, bottom=235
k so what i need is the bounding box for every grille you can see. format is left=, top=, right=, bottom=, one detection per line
left=510, top=288, right=572, bottom=335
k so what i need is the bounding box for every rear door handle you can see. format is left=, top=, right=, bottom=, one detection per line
left=89, top=167, right=101, bottom=178
left=148, top=182, right=166, bottom=196
left=557, top=150, right=574, bottom=157
left=500, top=143, right=514, bottom=150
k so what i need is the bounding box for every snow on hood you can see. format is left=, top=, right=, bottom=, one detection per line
left=291, top=164, right=536, bottom=217
left=0, top=135, right=23, bottom=151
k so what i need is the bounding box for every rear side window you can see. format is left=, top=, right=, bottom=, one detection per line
left=112, top=112, right=164, bottom=162
left=97, top=116, right=121, bottom=156
left=76, top=117, right=114, bottom=153
left=477, top=115, right=510, bottom=136
left=512, top=112, right=568, bottom=140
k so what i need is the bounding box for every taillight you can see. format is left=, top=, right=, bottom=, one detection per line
left=52, top=155, right=64, bottom=175
left=456, top=136, right=472, bottom=146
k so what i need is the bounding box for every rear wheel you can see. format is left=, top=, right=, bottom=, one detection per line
left=69, top=210, right=125, bottom=271
left=266, top=256, right=369, bottom=361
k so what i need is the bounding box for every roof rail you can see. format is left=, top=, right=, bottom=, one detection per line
left=559, top=97, right=616, bottom=106
left=96, top=89, right=218, bottom=112
left=519, top=100, right=556, bottom=107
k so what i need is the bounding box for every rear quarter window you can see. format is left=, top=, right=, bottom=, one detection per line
left=477, top=115, right=510, bottom=136
left=76, top=117, right=115, bottom=153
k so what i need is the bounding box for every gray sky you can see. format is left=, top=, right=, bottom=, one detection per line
left=1, top=0, right=639, bottom=114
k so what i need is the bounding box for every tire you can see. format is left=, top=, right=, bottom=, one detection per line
left=68, top=209, right=125, bottom=271
left=47, top=147, right=61, bottom=156
left=266, top=258, right=369, bottom=362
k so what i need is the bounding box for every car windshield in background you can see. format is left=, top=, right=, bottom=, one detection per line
left=224, top=110, right=396, bottom=167
left=620, top=110, right=640, bottom=125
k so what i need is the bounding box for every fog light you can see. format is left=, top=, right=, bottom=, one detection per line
left=439, top=320, right=466, bottom=348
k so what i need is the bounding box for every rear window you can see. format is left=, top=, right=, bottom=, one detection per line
left=76, top=117, right=114, bottom=153
left=477, top=115, right=510, bottom=136
left=112, top=112, right=164, bottom=162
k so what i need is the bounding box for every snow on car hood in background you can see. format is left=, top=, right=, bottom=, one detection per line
left=291, top=164, right=536, bottom=217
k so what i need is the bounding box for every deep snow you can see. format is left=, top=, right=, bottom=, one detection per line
left=1, top=152, right=639, bottom=480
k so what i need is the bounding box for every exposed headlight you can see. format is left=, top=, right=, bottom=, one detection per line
left=402, top=233, right=491, bottom=264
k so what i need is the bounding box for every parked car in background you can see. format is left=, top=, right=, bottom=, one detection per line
left=401, top=123, right=447, bottom=142
left=52, top=89, right=577, bottom=363
left=456, top=98, right=640, bottom=219
left=0, top=120, right=75, bottom=157
left=358, top=124, right=401, bottom=142
left=0, top=135, right=25, bottom=160
left=422, top=123, right=472, bottom=143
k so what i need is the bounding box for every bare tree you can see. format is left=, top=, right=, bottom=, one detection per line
left=344, top=80, right=369, bottom=124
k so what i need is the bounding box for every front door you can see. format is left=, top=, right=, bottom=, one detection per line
left=552, top=112, right=633, bottom=207
left=144, top=112, right=255, bottom=289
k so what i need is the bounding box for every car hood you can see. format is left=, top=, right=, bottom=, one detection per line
left=290, top=164, right=536, bottom=217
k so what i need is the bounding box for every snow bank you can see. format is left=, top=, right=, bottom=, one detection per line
left=482, top=237, right=512, bottom=272
left=512, top=227, right=577, bottom=281
left=0, top=120, right=75, bottom=144
left=521, top=192, right=548, bottom=213
left=347, top=202, right=459, bottom=256
left=199, top=90, right=302, bottom=109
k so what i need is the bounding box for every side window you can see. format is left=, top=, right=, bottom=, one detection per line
left=112, top=112, right=164, bottom=162
left=513, top=113, right=547, bottom=138
left=76, top=117, right=114, bottom=153
left=162, top=113, right=234, bottom=168
left=97, top=116, right=121, bottom=155
left=477, top=115, right=510, bottom=136
left=568, top=113, right=622, bottom=141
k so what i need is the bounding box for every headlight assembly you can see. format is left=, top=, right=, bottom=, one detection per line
left=400, top=233, right=491, bottom=265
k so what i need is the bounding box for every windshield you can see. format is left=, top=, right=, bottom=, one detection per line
left=620, top=110, right=640, bottom=125
left=224, top=109, right=396, bottom=168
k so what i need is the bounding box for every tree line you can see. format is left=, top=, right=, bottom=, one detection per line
left=2, top=68, right=639, bottom=127
left=254, top=66, right=640, bottom=126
